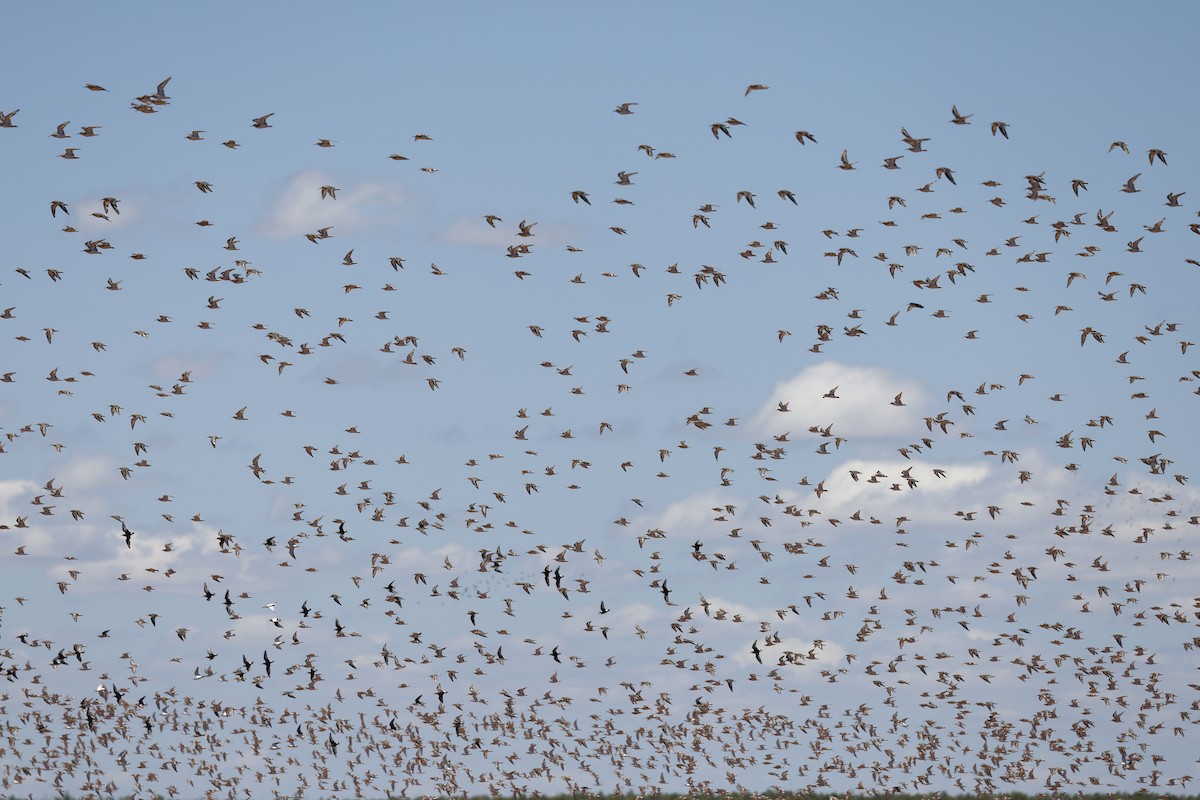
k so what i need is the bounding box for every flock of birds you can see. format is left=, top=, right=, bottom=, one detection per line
left=0, top=77, right=1198, bottom=800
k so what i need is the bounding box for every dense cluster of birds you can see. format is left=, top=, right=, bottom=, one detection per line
left=0, top=77, right=1198, bottom=800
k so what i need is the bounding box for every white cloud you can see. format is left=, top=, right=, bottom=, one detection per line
left=0, top=478, right=37, bottom=521
left=606, top=600, right=657, bottom=629
left=815, top=458, right=994, bottom=520
left=390, top=541, right=476, bottom=575
left=55, top=453, right=123, bottom=491
left=697, top=594, right=849, bottom=669
left=636, top=489, right=733, bottom=533
left=25, top=516, right=263, bottom=595
left=258, top=170, right=408, bottom=238
left=750, top=361, right=927, bottom=438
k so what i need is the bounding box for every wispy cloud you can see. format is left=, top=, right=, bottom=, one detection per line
left=0, top=478, right=38, bottom=523
left=258, top=170, right=408, bottom=238
left=39, top=521, right=263, bottom=594
left=55, top=453, right=123, bottom=492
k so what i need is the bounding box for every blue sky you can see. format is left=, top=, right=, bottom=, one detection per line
left=2, top=3, right=1199, bottom=797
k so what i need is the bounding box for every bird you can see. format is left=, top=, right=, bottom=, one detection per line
left=0, top=63, right=1194, bottom=800
left=900, top=127, right=929, bottom=151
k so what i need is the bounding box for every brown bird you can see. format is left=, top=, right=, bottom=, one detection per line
left=949, top=104, right=972, bottom=124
